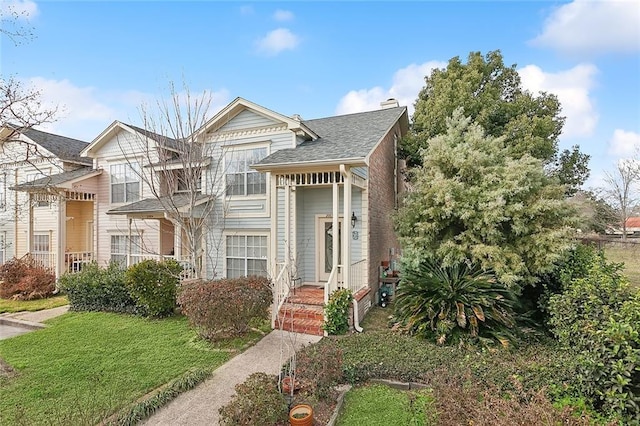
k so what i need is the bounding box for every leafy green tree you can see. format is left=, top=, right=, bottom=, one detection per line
left=403, top=50, right=589, bottom=194
left=396, top=109, right=574, bottom=288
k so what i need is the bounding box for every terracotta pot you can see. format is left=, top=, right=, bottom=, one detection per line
left=289, top=404, right=313, bottom=426
left=281, top=376, right=300, bottom=394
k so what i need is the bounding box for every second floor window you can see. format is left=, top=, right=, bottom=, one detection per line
left=226, top=147, right=267, bottom=196
left=110, top=163, right=141, bottom=203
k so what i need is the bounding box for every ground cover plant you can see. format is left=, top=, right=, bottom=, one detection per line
left=0, top=295, right=67, bottom=313
left=337, top=383, right=435, bottom=426
left=0, top=312, right=235, bottom=425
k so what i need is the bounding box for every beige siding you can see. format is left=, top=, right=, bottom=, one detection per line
left=218, top=109, right=280, bottom=132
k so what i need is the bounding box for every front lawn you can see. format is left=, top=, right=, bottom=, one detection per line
left=337, top=384, right=435, bottom=426
left=0, top=312, right=241, bottom=425
left=0, top=295, right=68, bottom=313
left=604, top=244, right=640, bottom=289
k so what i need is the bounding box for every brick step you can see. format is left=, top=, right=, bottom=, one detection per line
left=276, top=303, right=324, bottom=336
left=276, top=315, right=324, bottom=336
left=278, top=304, right=324, bottom=322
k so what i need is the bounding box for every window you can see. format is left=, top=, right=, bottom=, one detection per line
left=0, top=173, right=5, bottom=210
left=225, top=147, right=267, bottom=196
left=32, top=234, right=50, bottom=254
left=110, top=163, right=141, bottom=203
left=176, top=169, right=202, bottom=192
left=226, top=235, right=268, bottom=278
left=110, top=235, right=141, bottom=267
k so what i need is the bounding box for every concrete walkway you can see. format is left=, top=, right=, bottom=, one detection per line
left=0, top=305, right=69, bottom=340
left=143, top=330, right=322, bottom=426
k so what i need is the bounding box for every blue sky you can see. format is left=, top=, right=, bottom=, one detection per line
left=1, top=0, right=639, bottom=188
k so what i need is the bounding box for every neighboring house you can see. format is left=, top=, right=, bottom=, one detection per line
left=1, top=97, right=408, bottom=334
left=0, top=125, right=98, bottom=277
left=625, top=217, right=640, bottom=235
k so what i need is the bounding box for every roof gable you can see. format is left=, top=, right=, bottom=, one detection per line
left=195, top=97, right=318, bottom=140
left=1, top=126, right=91, bottom=166
left=253, top=106, right=408, bottom=169
left=81, top=121, right=177, bottom=158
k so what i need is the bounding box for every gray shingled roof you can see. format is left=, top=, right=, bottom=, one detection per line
left=106, top=193, right=211, bottom=214
left=21, top=128, right=92, bottom=165
left=255, top=106, right=407, bottom=166
left=11, top=167, right=99, bottom=191
left=124, top=123, right=181, bottom=151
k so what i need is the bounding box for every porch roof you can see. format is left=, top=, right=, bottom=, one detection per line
left=10, top=167, right=101, bottom=191
left=106, top=192, right=212, bottom=215
left=252, top=106, right=407, bottom=170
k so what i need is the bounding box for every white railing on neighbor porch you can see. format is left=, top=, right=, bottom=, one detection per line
left=29, top=252, right=56, bottom=271
left=129, top=254, right=197, bottom=280
left=64, top=251, right=93, bottom=273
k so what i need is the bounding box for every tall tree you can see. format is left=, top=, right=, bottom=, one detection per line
left=600, top=159, right=640, bottom=240
left=403, top=50, right=590, bottom=194
left=396, top=109, right=574, bottom=288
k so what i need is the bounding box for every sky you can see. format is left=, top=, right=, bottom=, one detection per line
left=1, top=0, right=639, bottom=189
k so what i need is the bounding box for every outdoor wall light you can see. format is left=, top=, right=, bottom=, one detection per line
left=351, top=212, right=357, bottom=228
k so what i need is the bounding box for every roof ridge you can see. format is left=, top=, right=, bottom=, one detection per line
left=303, top=105, right=406, bottom=123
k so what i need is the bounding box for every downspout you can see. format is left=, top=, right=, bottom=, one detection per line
left=352, top=298, right=363, bottom=333
left=13, top=168, right=18, bottom=256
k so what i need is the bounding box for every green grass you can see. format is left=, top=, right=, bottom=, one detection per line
left=0, top=312, right=246, bottom=425
left=604, top=245, right=640, bottom=289
left=337, top=383, right=435, bottom=426
left=0, top=295, right=68, bottom=313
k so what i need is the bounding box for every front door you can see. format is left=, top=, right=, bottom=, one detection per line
left=317, top=217, right=343, bottom=282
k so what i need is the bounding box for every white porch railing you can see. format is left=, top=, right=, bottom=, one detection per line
left=29, top=252, right=56, bottom=271
left=64, top=251, right=93, bottom=273
left=271, top=262, right=290, bottom=327
left=348, top=259, right=367, bottom=295
left=129, top=254, right=197, bottom=280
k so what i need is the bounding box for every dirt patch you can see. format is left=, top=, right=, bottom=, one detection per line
left=0, top=357, right=17, bottom=380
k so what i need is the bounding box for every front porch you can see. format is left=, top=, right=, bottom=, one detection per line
left=267, top=168, right=371, bottom=332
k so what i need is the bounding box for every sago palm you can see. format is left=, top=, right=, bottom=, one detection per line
left=394, top=259, right=518, bottom=346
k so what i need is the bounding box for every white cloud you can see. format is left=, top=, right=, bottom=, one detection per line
left=531, top=0, right=640, bottom=55
left=273, top=9, right=294, bottom=22
left=608, top=129, right=640, bottom=157
left=0, top=0, right=38, bottom=20
left=519, top=63, right=599, bottom=138
left=255, top=28, right=300, bottom=56
left=21, top=77, right=231, bottom=141
left=335, top=61, right=446, bottom=115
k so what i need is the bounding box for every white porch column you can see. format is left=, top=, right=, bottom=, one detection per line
left=332, top=175, right=339, bottom=291
left=127, top=218, right=132, bottom=267
left=284, top=180, right=291, bottom=270
left=341, top=165, right=352, bottom=292
left=26, top=193, right=33, bottom=253
left=55, top=195, right=65, bottom=278
left=269, top=173, right=278, bottom=276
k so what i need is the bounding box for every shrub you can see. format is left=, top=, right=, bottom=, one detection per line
left=394, top=259, right=518, bottom=346
left=0, top=257, right=56, bottom=300
left=59, top=262, right=140, bottom=314
left=294, top=338, right=344, bottom=400
left=125, top=259, right=182, bottom=317
left=178, top=275, right=272, bottom=341
left=323, top=288, right=353, bottom=335
left=548, top=256, right=639, bottom=421
left=218, top=372, right=288, bottom=426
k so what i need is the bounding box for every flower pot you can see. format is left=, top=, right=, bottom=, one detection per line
left=289, top=404, right=313, bottom=426
left=282, top=376, right=300, bottom=394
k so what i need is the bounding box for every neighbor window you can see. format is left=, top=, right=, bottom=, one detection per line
left=225, top=147, right=267, bottom=196
left=110, top=163, right=141, bottom=203
left=32, top=234, right=50, bottom=254
left=176, top=169, right=202, bottom=192
left=226, top=235, right=268, bottom=278
left=110, top=235, right=141, bottom=267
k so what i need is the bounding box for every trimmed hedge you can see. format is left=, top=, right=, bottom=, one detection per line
left=125, top=259, right=182, bottom=317
left=59, top=262, right=141, bottom=314
left=178, top=275, right=272, bottom=341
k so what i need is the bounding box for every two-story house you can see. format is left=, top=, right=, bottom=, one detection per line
left=2, top=97, right=408, bottom=335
